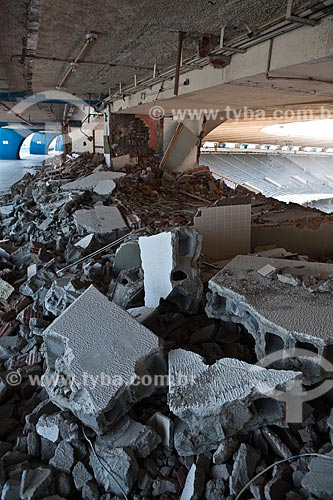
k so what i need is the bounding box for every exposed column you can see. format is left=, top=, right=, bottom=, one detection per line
left=103, top=105, right=111, bottom=168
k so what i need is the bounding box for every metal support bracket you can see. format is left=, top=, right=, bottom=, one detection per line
left=215, top=27, right=247, bottom=54
left=286, top=0, right=320, bottom=26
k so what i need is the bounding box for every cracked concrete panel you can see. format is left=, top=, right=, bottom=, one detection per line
left=301, top=452, right=333, bottom=500
left=61, top=171, right=125, bottom=192
left=42, top=285, right=162, bottom=433
left=206, top=255, right=333, bottom=381
left=168, top=349, right=300, bottom=452
left=73, top=205, right=128, bottom=235
left=139, top=227, right=203, bottom=313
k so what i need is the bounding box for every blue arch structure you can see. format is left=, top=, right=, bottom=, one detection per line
left=29, top=132, right=58, bottom=155
left=54, top=135, right=64, bottom=152
left=0, top=128, right=32, bottom=160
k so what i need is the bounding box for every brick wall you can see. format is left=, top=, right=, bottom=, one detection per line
left=109, top=113, right=163, bottom=160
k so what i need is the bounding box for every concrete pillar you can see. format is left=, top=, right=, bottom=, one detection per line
left=62, top=123, right=72, bottom=158
left=103, top=105, right=111, bottom=168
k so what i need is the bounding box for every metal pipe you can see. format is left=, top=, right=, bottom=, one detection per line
left=57, top=33, right=97, bottom=89
left=107, top=0, right=330, bottom=101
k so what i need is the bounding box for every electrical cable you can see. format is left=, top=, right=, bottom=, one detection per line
left=235, top=452, right=333, bottom=500
left=82, top=426, right=130, bottom=500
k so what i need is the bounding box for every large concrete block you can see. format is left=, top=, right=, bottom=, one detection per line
left=61, top=171, right=125, bottom=192
left=139, top=227, right=203, bottom=313
left=73, top=205, right=128, bottom=236
left=42, top=285, right=163, bottom=433
left=168, top=349, right=300, bottom=453
left=206, top=255, right=333, bottom=382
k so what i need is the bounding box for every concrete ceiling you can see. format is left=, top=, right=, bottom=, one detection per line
left=2, top=0, right=304, bottom=99
left=205, top=102, right=333, bottom=147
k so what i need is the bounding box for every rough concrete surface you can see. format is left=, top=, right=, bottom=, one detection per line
left=42, top=285, right=162, bottom=432
left=62, top=171, right=124, bottom=192
left=74, top=205, right=128, bottom=235
left=168, top=349, right=300, bottom=451
left=206, top=255, right=333, bottom=379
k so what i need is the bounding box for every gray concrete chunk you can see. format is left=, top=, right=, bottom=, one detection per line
left=0, top=278, right=14, bottom=301
left=301, top=452, right=333, bottom=499
left=229, top=443, right=261, bottom=496
left=72, top=462, right=92, bottom=490
left=90, top=446, right=138, bottom=495
left=49, top=441, right=75, bottom=474
left=168, top=349, right=300, bottom=451
left=42, top=285, right=162, bottom=433
left=74, top=205, right=127, bottom=235
left=62, top=171, right=124, bottom=192
left=95, top=416, right=161, bottom=458
left=20, top=468, right=52, bottom=500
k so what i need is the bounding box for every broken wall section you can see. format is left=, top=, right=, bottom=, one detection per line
left=194, top=197, right=251, bottom=260
left=139, top=227, right=203, bottom=313
left=109, top=113, right=163, bottom=163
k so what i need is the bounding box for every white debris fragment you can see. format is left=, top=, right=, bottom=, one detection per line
left=139, top=227, right=202, bottom=313
left=257, top=263, right=276, bottom=277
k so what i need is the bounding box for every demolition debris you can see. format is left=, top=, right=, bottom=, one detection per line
left=1, top=152, right=333, bottom=499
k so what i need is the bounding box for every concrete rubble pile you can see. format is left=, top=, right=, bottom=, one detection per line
left=0, top=152, right=333, bottom=499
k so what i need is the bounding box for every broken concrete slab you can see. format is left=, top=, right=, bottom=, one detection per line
left=1, top=480, right=21, bottom=500
left=139, top=227, right=203, bottom=313
left=49, top=441, right=75, bottom=474
left=94, top=416, right=161, bottom=458
left=61, top=171, right=125, bottom=192
left=111, top=154, right=138, bottom=171
left=206, top=255, right=333, bottom=382
left=108, top=267, right=144, bottom=309
left=93, top=179, right=116, bottom=196
left=90, top=445, right=138, bottom=496
left=72, top=462, right=92, bottom=491
left=0, top=278, right=14, bottom=301
left=20, top=467, right=52, bottom=500
left=73, top=205, right=128, bottom=236
left=168, top=349, right=301, bottom=453
left=42, top=285, right=163, bottom=433
left=301, top=452, right=333, bottom=499
left=74, top=234, right=96, bottom=252
left=180, top=460, right=207, bottom=500
left=36, top=414, right=64, bottom=443
left=148, top=412, right=173, bottom=449
left=229, top=443, right=261, bottom=496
